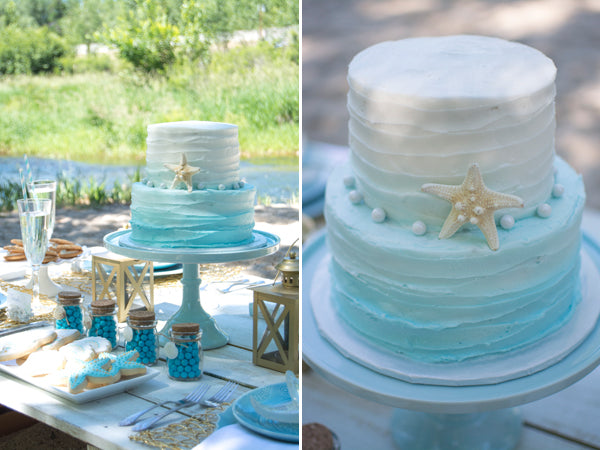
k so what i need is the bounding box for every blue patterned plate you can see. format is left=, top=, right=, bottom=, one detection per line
left=232, top=383, right=299, bottom=442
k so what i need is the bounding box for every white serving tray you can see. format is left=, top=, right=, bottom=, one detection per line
left=0, top=359, right=159, bottom=404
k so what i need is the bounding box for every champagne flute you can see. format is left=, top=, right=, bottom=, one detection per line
left=17, top=198, right=52, bottom=313
left=27, top=180, right=57, bottom=240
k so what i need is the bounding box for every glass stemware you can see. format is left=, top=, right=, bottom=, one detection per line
left=17, top=198, right=52, bottom=313
left=27, top=179, right=57, bottom=240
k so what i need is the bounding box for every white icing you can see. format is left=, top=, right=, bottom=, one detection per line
left=146, top=121, right=240, bottom=189
left=347, top=35, right=557, bottom=227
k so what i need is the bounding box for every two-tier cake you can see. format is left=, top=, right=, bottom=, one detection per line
left=324, top=35, right=586, bottom=367
left=129, top=121, right=256, bottom=248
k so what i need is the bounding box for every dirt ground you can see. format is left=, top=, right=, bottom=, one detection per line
left=303, top=0, right=600, bottom=209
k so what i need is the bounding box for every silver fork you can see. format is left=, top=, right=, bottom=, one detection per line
left=130, top=384, right=210, bottom=431
left=200, top=381, right=238, bottom=407
left=120, top=383, right=209, bottom=427
left=133, top=382, right=239, bottom=432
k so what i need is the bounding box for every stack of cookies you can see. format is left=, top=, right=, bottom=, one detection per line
left=3, top=238, right=83, bottom=263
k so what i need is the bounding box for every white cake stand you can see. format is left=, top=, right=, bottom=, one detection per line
left=303, top=230, right=600, bottom=449
left=104, top=229, right=279, bottom=349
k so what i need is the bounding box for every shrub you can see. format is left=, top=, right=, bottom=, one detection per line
left=0, top=25, right=69, bottom=75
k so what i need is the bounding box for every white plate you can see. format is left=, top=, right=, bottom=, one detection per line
left=0, top=360, right=159, bottom=404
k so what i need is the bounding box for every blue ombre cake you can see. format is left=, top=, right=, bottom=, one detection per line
left=324, top=36, right=586, bottom=364
left=130, top=121, right=256, bottom=248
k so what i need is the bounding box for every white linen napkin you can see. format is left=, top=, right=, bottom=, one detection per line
left=193, top=424, right=298, bottom=450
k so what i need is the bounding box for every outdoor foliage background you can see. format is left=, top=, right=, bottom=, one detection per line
left=0, top=0, right=299, bottom=164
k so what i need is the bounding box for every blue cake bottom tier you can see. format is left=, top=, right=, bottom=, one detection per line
left=130, top=182, right=256, bottom=248
left=325, top=157, right=586, bottom=363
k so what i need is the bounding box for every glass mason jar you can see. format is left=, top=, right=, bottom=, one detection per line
left=125, top=310, right=158, bottom=366
left=88, top=299, right=118, bottom=349
left=166, top=323, right=203, bottom=381
left=55, top=291, right=84, bottom=334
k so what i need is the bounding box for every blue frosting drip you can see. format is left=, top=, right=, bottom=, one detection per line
left=325, top=157, right=585, bottom=363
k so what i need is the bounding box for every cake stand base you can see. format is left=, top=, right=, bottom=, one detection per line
left=391, top=408, right=521, bottom=450
left=158, top=263, right=228, bottom=349
left=104, top=229, right=280, bottom=350
left=303, top=230, right=600, bottom=450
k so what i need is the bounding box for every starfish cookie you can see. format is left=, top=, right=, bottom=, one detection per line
left=164, top=153, right=200, bottom=192
left=68, top=356, right=120, bottom=393
left=98, top=350, right=147, bottom=377
left=421, top=163, right=524, bottom=251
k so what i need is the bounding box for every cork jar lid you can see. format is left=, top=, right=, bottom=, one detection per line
left=57, top=290, right=82, bottom=306
left=128, top=310, right=155, bottom=325
left=91, top=299, right=116, bottom=315
left=172, top=323, right=200, bottom=334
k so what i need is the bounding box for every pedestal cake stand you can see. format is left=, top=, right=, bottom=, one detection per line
left=104, top=229, right=279, bottom=349
left=303, top=230, right=600, bottom=449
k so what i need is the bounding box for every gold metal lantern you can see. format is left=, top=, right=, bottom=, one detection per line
left=252, top=249, right=299, bottom=374
left=92, top=253, right=154, bottom=322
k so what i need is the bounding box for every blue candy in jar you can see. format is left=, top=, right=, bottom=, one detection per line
left=89, top=299, right=117, bottom=348
left=55, top=291, right=84, bottom=334
left=125, top=310, right=158, bottom=366
left=166, top=322, right=203, bottom=381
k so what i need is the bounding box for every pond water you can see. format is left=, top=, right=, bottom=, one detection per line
left=0, top=157, right=299, bottom=204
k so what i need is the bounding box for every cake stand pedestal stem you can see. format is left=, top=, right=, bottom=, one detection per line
left=158, top=263, right=228, bottom=350
left=391, top=408, right=522, bottom=450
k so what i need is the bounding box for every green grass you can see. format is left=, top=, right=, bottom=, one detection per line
left=0, top=45, right=299, bottom=165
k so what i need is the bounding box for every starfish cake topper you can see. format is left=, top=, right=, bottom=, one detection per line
left=164, top=153, right=200, bottom=192
left=421, top=163, right=524, bottom=251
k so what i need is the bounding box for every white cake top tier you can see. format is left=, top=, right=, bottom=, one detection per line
left=346, top=35, right=557, bottom=226
left=348, top=35, right=556, bottom=110
left=146, top=121, right=240, bottom=189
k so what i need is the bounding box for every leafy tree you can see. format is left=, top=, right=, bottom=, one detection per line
left=100, top=0, right=180, bottom=74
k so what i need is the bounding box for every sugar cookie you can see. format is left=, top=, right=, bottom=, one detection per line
left=68, top=356, right=121, bottom=394
left=0, top=328, right=57, bottom=362
left=98, top=350, right=147, bottom=378
left=41, top=329, right=81, bottom=351
left=59, top=336, right=112, bottom=362
left=20, top=350, right=67, bottom=377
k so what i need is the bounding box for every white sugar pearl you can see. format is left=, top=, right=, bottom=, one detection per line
left=146, top=180, right=154, bottom=188
left=232, top=182, right=239, bottom=190
left=470, top=217, right=479, bottom=225
left=343, top=176, right=356, bottom=188
left=500, top=214, right=515, bottom=230
left=371, top=208, right=386, bottom=223
left=141, top=178, right=148, bottom=184
left=218, top=184, right=226, bottom=190
left=537, top=203, right=552, bottom=218
left=349, top=190, right=363, bottom=204
left=412, top=220, right=427, bottom=236
left=196, top=183, right=205, bottom=190
left=239, top=180, right=245, bottom=187
left=159, top=183, right=167, bottom=189
left=552, top=184, right=564, bottom=198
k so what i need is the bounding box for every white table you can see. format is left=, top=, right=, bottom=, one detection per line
left=0, top=266, right=287, bottom=449
left=302, top=210, right=600, bottom=450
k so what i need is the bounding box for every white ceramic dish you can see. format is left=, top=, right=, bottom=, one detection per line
left=0, top=360, right=159, bottom=404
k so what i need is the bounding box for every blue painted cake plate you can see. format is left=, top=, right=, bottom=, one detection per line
left=104, top=229, right=279, bottom=349
left=303, top=230, right=600, bottom=450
